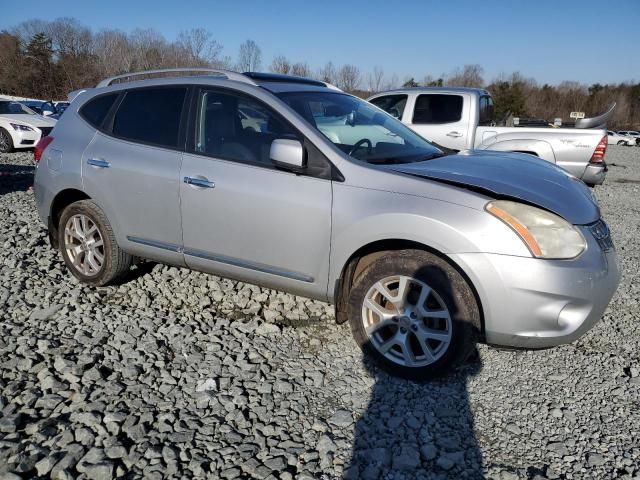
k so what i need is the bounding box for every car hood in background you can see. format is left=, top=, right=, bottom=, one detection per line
left=0, top=114, right=57, bottom=128
left=388, top=150, right=600, bottom=225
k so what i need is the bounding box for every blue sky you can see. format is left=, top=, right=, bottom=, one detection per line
left=2, top=0, right=638, bottom=85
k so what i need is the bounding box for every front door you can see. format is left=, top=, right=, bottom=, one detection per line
left=179, top=87, right=332, bottom=299
left=407, top=93, right=470, bottom=151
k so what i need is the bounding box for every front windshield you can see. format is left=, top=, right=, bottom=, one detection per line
left=277, top=91, right=443, bottom=164
left=0, top=101, right=36, bottom=115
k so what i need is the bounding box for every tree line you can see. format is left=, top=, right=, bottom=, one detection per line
left=1, top=18, right=638, bottom=129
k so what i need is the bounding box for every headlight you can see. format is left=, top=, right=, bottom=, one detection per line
left=9, top=123, right=34, bottom=132
left=486, top=200, right=586, bottom=259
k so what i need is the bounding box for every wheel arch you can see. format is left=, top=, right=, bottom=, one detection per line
left=48, top=188, right=92, bottom=249
left=483, top=138, right=556, bottom=163
left=332, top=238, right=485, bottom=336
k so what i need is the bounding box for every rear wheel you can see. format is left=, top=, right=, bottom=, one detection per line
left=347, top=249, right=480, bottom=380
left=0, top=128, right=14, bottom=153
left=617, top=140, right=627, bottom=146
left=58, top=200, right=133, bottom=286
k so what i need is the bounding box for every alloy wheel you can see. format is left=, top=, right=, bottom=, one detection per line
left=361, top=275, right=452, bottom=367
left=64, top=214, right=105, bottom=277
left=0, top=131, right=9, bottom=152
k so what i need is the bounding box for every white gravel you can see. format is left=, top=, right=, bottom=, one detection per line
left=0, top=146, right=639, bottom=479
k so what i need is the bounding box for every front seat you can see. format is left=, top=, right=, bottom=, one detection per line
left=204, top=100, right=256, bottom=163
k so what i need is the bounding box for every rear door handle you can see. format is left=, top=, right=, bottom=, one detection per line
left=87, top=158, right=110, bottom=168
left=446, top=131, right=463, bottom=138
left=184, top=176, right=215, bottom=189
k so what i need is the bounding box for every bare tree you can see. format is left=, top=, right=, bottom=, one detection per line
left=237, top=39, right=261, bottom=72
left=270, top=55, right=290, bottom=74
left=93, top=29, right=135, bottom=76
left=317, top=61, right=336, bottom=84
left=11, top=19, right=49, bottom=44
left=47, top=17, right=93, bottom=57
left=384, top=73, right=399, bottom=90
left=368, top=66, right=384, bottom=93
left=177, top=28, right=224, bottom=66
left=337, top=64, right=360, bottom=92
left=291, top=62, right=310, bottom=77
left=446, top=64, right=484, bottom=88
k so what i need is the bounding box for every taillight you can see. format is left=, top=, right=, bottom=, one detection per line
left=34, top=136, right=54, bottom=163
left=589, top=135, right=607, bottom=164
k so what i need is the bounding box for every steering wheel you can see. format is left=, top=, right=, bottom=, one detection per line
left=349, top=138, right=373, bottom=156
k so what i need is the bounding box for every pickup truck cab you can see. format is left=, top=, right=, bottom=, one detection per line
left=368, top=88, right=609, bottom=186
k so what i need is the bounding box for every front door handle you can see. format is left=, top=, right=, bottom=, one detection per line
left=87, top=158, right=110, bottom=168
left=446, top=131, right=463, bottom=138
left=184, top=176, right=215, bottom=188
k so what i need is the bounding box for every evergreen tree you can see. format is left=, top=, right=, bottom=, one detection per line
left=491, top=81, right=526, bottom=122
left=25, top=32, right=53, bottom=64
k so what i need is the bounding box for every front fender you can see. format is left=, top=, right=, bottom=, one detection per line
left=328, top=184, right=530, bottom=299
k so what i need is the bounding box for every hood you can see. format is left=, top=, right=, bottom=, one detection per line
left=0, top=114, right=57, bottom=128
left=388, top=150, right=600, bottom=225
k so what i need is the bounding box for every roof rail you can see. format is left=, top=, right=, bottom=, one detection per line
left=96, top=68, right=256, bottom=88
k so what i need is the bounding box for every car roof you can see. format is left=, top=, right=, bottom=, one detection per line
left=370, top=86, right=491, bottom=97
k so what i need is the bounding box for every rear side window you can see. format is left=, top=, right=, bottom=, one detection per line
left=80, top=93, right=118, bottom=129
left=113, top=87, right=187, bottom=148
left=369, top=94, right=408, bottom=119
left=413, top=94, right=463, bottom=124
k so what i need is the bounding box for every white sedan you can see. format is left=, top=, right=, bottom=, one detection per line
left=617, top=130, right=640, bottom=146
left=0, top=101, right=57, bottom=153
left=608, top=130, right=635, bottom=146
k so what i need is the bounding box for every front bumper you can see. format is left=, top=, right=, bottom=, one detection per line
left=9, top=128, right=42, bottom=149
left=449, top=227, right=620, bottom=349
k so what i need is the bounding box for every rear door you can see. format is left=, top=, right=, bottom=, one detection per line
left=81, top=86, right=187, bottom=265
left=407, top=93, right=470, bottom=150
left=179, top=87, right=333, bottom=299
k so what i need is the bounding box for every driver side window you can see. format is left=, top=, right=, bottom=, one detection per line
left=195, top=89, right=299, bottom=167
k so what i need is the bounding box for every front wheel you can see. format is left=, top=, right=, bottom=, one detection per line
left=0, top=128, right=14, bottom=153
left=347, top=249, right=480, bottom=380
left=617, top=140, right=627, bottom=146
left=58, top=200, right=133, bottom=286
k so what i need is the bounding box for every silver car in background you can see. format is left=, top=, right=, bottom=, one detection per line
left=33, top=69, right=620, bottom=379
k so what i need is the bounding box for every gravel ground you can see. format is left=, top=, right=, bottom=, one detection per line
left=0, top=146, right=639, bottom=480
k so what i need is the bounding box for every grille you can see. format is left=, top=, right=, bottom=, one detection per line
left=39, top=127, right=53, bottom=137
left=588, top=219, right=614, bottom=251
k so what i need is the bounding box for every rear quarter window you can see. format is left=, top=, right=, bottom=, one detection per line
left=79, top=93, right=119, bottom=129
left=112, top=87, right=187, bottom=148
left=412, top=94, right=463, bottom=124
left=369, top=94, right=408, bottom=119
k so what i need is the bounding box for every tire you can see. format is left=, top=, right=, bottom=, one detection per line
left=347, top=249, right=480, bottom=380
left=0, top=128, right=14, bottom=153
left=58, top=200, right=133, bottom=286
left=617, top=141, right=625, bottom=146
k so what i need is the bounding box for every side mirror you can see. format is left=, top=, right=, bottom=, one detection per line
left=270, top=139, right=306, bottom=171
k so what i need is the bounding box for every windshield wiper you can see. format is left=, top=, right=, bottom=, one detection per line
left=367, top=152, right=447, bottom=165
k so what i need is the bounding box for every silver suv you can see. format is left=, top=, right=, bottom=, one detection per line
left=34, top=69, right=620, bottom=379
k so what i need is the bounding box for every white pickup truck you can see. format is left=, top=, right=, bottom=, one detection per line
left=368, top=87, right=611, bottom=185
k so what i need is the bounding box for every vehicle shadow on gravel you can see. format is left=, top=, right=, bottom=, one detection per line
left=345, top=355, right=483, bottom=478
left=0, top=163, right=35, bottom=195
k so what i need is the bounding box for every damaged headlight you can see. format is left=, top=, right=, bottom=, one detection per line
left=486, top=200, right=587, bottom=259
